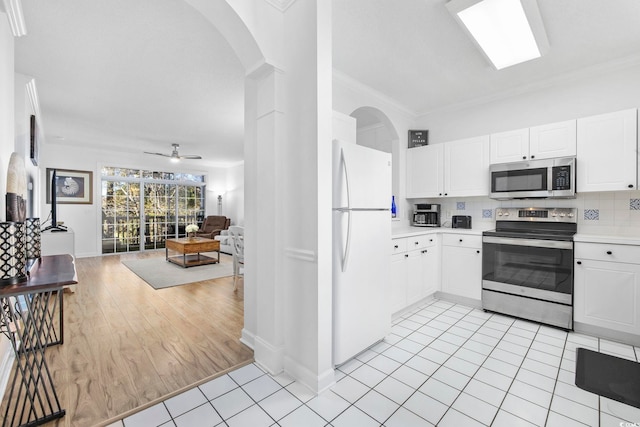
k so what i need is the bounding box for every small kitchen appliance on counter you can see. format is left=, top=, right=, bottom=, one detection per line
left=452, top=215, right=472, bottom=229
left=412, top=204, right=440, bottom=227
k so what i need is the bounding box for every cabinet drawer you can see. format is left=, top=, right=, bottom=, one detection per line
left=392, top=238, right=407, bottom=254
left=575, top=242, right=640, bottom=264
left=406, top=234, right=437, bottom=251
left=442, top=233, right=482, bottom=249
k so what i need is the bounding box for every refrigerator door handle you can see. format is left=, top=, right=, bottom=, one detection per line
left=342, top=210, right=352, bottom=272
left=341, top=148, right=352, bottom=273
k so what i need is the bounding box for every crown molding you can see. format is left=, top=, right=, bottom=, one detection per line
left=263, top=0, right=297, bottom=13
left=332, top=69, right=417, bottom=119
left=2, top=0, right=26, bottom=37
left=416, top=52, right=640, bottom=117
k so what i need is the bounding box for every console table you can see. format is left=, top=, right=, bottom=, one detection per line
left=0, top=254, right=77, bottom=427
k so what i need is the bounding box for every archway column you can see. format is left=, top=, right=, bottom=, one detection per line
left=242, top=62, right=286, bottom=374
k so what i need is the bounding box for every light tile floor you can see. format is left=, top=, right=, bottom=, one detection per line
left=109, top=299, right=640, bottom=426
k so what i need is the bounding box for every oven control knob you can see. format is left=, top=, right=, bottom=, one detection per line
left=568, top=213, right=574, bottom=218
left=498, top=212, right=503, bottom=216
left=551, top=213, right=557, bottom=217
left=560, top=213, right=565, bottom=217
left=504, top=212, right=510, bottom=216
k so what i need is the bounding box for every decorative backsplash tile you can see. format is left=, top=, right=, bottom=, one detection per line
left=456, top=202, right=466, bottom=210
left=630, top=199, right=640, bottom=210
left=482, top=209, right=493, bottom=219
left=584, top=209, right=600, bottom=220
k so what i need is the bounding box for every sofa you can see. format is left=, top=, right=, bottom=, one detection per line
left=195, top=215, right=230, bottom=239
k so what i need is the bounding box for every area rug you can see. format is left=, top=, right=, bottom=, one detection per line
left=122, top=254, right=234, bottom=289
left=575, top=347, right=640, bottom=409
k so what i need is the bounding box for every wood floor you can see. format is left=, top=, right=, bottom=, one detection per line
left=1, top=250, right=253, bottom=427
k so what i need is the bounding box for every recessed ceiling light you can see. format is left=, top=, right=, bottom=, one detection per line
left=446, top=0, right=549, bottom=70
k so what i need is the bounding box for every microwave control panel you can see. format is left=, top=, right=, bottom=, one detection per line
left=552, top=165, right=571, bottom=190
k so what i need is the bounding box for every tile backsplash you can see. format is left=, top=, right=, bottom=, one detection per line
left=416, top=190, right=640, bottom=236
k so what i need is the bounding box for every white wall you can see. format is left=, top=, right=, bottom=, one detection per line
left=38, top=141, right=240, bottom=257
left=0, top=9, right=15, bottom=403
left=416, top=61, right=640, bottom=144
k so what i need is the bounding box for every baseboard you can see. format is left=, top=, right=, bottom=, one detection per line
left=284, top=356, right=335, bottom=394
left=240, top=328, right=255, bottom=350
left=574, top=321, right=640, bottom=347
left=253, top=336, right=285, bottom=376
left=435, top=291, right=482, bottom=309
left=0, top=343, right=15, bottom=404
left=392, top=295, right=437, bottom=320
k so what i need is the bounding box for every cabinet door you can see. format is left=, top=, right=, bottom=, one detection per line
left=441, top=246, right=482, bottom=300
left=574, top=259, right=640, bottom=335
left=406, top=250, right=424, bottom=306
left=406, top=144, right=443, bottom=198
left=444, top=135, right=490, bottom=197
left=577, top=109, right=638, bottom=192
left=423, top=246, right=439, bottom=297
left=391, top=253, right=408, bottom=314
left=529, top=119, right=577, bottom=160
left=490, top=128, right=530, bottom=164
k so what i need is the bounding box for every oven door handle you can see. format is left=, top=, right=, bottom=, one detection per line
left=483, top=236, right=573, bottom=250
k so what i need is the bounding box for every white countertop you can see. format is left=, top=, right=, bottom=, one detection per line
left=574, top=233, right=640, bottom=245
left=392, top=226, right=489, bottom=239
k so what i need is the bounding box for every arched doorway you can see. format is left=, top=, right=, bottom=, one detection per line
left=350, top=106, right=401, bottom=214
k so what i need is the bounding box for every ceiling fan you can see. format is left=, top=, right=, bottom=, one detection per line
left=144, top=143, right=202, bottom=162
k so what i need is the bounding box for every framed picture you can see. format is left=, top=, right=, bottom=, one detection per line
left=46, top=168, right=93, bottom=204
left=408, top=129, right=428, bottom=148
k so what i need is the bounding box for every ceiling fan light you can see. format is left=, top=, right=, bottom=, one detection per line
left=170, top=156, right=180, bottom=163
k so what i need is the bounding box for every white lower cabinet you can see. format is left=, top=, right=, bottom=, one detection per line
left=391, top=234, right=439, bottom=314
left=441, top=234, right=482, bottom=301
left=574, top=242, right=640, bottom=337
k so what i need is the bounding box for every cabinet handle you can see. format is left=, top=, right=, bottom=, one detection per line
left=422, top=250, right=428, bottom=254
left=577, top=261, right=582, bottom=265
left=404, top=254, right=409, bottom=258
left=629, top=184, right=634, bottom=188
left=429, top=239, right=433, bottom=242
left=522, top=156, right=526, bottom=159
left=459, top=239, right=463, bottom=242
left=414, top=241, right=419, bottom=245
left=476, top=250, right=480, bottom=254
left=606, top=251, right=612, bottom=255
left=444, top=193, right=448, bottom=196
left=394, top=245, right=398, bottom=249
left=439, top=193, right=443, bottom=196
left=531, top=155, right=535, bottom=159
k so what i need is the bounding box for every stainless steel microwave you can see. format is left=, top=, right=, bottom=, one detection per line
left=489, top=157, right=576, bottom=199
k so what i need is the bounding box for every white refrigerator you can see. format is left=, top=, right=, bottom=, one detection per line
left=332, top=139, right=392, bottom=366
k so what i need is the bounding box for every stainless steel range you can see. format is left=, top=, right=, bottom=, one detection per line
left=482, top=207, right=577, bottom=329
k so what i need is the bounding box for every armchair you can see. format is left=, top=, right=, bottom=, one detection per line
left=195, top=215, right=230, bottom=239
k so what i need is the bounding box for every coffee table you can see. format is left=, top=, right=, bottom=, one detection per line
left=165, top=237, right=220, bottom=268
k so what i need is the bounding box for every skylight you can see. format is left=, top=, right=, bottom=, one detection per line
left=447, top=0, right=549, bottom=70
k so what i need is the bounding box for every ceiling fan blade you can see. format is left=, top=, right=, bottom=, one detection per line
left=144, top=152, right=171, bottom=157
left=180, top=155, right=202, bottom=159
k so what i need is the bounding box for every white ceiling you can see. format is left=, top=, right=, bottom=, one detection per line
left=13, top=0, right=640, bottom=165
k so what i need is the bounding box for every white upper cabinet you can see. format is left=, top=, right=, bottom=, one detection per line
left=490, top=120, right=576, bottom=164
left=407, top=136, right=489, bottom=198
left=406, top=144, right=443, bottom=198
left=444, top=135, right=490, bottom=197
left=529, top=120, right=577, bottom=159
left=490, top=128, right=530, bottom=164
left=577, top=109, right=638, bottom=193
